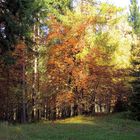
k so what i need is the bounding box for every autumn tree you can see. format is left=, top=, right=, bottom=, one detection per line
left=44, top=2, right=132, bottom=119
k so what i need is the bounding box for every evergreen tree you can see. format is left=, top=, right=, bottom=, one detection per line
left=129, top=0, right=140, bottom=35
left=129, top=0, right=140, bottom=120
left=0, top=0, right=44, bottom=123
left=0, top=0, right=43, bottom=59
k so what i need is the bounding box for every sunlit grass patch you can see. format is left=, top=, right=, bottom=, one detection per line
left=56, top=116, right=95, bottom=124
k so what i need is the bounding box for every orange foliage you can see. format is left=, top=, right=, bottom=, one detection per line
left=44, top=14, right=130, bottom=115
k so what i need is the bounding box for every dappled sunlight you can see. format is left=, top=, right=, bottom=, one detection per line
left=55, top=116, right=96, bottom=125
left=42, top=116, right=96, bottom=125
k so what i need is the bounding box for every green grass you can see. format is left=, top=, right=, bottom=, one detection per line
left=0, top=113, right=140, bottom=140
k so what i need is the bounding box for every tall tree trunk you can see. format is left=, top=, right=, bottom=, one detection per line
left=5, top=67, right=9, bottom=122
left=22, top=49, right=27, bottom=123
left=32, top=23, right=40, bottom=121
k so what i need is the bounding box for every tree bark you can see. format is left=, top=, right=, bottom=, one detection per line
left=22, top=50, right=27, bottom=123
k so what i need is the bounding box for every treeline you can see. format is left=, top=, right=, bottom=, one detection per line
left=0, top=0, right=140, bottom=123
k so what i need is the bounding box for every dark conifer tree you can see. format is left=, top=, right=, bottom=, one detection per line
left=129, top=0, right=140, bottom=120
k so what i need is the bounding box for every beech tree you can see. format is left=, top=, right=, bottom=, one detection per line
left=44, top=2, right=132, bottom=119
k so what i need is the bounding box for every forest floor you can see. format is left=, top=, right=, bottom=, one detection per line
left=0, top=113, right=140, bottom=140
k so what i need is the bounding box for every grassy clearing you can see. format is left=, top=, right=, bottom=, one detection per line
left=0, top=113, right=140, bottom=140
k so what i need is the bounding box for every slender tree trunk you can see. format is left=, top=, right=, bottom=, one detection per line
left=70, top=103, right=74, bottom=117
left=5, top=67, right=9, bottom=122
left=22, top=49, right=27, bottom=123
left=32, top=57, right=38, bottom=121
left=32, top=23, right=40, bottom=121
left=106, top=94, right=111, bottom=113
left=90, top=93, right=96, bottom=115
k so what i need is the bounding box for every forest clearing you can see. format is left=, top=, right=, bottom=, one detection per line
left=0, top=113, right=140, bottom=140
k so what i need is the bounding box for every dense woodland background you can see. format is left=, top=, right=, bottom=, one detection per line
left=0, top=0, right=140, bottom=123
